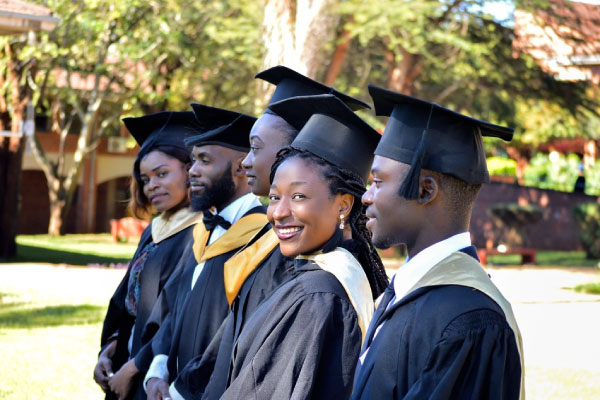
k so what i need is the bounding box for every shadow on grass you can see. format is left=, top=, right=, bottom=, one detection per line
left=13, top=243, right=130, bottom=266
left=0, top=303, right=105, bottom=329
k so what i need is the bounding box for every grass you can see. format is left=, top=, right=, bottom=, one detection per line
left=12, top=234, right=138, bottom=266
left=0, top=264, right=126, bottom=400
left=574, top=282, right=600, bottom=295
left=487, top=250, right=599, bottom=267
left=1, top=263, right=600, bottom=399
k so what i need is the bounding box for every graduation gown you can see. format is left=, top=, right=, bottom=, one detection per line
left=149, top=206, right=267, bottom=382
left=172, top=226, right=294, bottom=398
left=176, top=248, right=369, bottom=400
left=99, top=219, right=196, bottom=400
left=222, top=258, right=363, bottom=400
left=351, top=249, right=523, bottom=400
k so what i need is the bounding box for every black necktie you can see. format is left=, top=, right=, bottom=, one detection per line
left=365, top=279, right=395, bottom=347
left=202, top=212, right=231, bottom=231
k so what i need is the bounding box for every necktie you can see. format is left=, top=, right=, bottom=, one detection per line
left=202, top=212, right=231, bottom=231
left=365, top=279, right=395, bottom=347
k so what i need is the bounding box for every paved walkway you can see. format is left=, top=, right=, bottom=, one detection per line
left=385, top=264, right=600, bottom=399
left=489, top=266, right=600, bottom=399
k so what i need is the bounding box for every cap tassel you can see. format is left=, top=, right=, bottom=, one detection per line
left=398, top=104, right=435, bottom=200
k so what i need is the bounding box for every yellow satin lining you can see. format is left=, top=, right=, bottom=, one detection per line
left=192, top=213, right=268, bottom=264
left=222, top=227, right=279, bottom=306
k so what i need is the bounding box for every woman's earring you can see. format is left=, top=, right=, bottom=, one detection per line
left=339, top=214, right=345, bottom=230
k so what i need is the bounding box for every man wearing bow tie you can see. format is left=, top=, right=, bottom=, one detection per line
left=351, top=86, right=524, bottom=400
left=142, top=106, right=267, bottom=400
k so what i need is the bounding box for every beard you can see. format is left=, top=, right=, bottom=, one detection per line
left=190, top=163, right=236, bottom=212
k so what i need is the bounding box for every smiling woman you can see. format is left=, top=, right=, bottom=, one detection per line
left=93, top=111, right=204, bottom=400
left=206, top=94, right=388, bottom=400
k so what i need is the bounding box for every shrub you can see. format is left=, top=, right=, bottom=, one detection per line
left=573, top=203, right=600, bottom=259
left=488, top=203, right=544, bottom=247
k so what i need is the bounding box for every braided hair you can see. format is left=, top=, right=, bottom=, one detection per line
left=270, top=146, right=389, bottom=298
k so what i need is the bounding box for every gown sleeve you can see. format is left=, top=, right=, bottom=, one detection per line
left=222, top=292, right=362, bottom=400
left=171, top=316, right=229, bottom=398
left=403, top=309, right=522, bottom=400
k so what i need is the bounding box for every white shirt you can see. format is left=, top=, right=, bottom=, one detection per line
left=144, top=192, right=262, bottom=392
left=358, top=232, right=472, bottom=366
left=190, top=193, right=262, bottom=289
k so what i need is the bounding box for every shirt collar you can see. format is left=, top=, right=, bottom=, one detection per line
left=392, top=232, right=472, bottom=301
left=218, top=192, right=262, bottom=225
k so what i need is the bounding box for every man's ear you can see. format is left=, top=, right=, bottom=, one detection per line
left=418, top=174, right=439, bottom=205
left=338, top=193, right=354, bottom=219
left=232, top=154, right=246, bottom=177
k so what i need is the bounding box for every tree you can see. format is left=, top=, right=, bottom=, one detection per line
left=257, top=0, right=342, bottom=105
left=4, top=0, right=264, bottom=237
left=0, top=33, right=37, bottom=258
left=25, top=0, right=153, bottom=235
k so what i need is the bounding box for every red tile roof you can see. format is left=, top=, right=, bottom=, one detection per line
left=0, top=0, right=53, bottom=17
left=514, top=0, right=600, bottom=81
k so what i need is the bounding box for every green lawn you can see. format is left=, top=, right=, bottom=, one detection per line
left=487, top=250, right=599, bottom=267
left=574, top=282, right=600, bottom=295
left=13, top=234, right=138, bottom=266
left=0, top=264, right=126, bottom=400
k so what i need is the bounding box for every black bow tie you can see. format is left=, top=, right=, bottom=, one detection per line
left=202, top=212, right=231, bottom=231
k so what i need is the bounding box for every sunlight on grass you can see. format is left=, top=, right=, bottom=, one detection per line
left=13, top=234, right=138, bottom=266
left=488, top=251, right=599, bottom=267
left=574, top=282, right=600, bottom=295
left=0, top=264, right=125, bottom=400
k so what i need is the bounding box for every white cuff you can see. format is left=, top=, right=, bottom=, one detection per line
left=169, top=381, right=185, bottom=400
left=144, top=354, right=169, bottom=393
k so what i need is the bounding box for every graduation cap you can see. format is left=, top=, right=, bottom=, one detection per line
left=269, top=94, right=381, bottom=183
left=185, top=105, right=257, bottom=152
left=368, top=84, right=514, bottom=200
left=123, top=111, right=201, bottom=160
left=256, top=65, right=371, bottom=112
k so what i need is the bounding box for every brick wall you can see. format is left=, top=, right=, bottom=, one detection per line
left=470, top=182, right=599, bottom=251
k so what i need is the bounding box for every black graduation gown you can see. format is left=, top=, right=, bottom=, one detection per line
left=99, top=223, right=194, bottom=400
left=177, top=258, right=362, bottom=400
left=149, top=206, right=267, bottom=382
left=351, top=248, right=522, bottom=400
left=172, top=228, right=294, bottom=398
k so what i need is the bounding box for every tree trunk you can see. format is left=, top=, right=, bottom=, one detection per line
left=0, top=41, right=29, bottom=258
left=0, top=135, right=25, bottom=259
left=258, top=0, right=341, bottom=108
left=385, top=48, right=423, bottom=95
left=506, top=146, right=530, bottom=185
left=324, top=28, right=352, bottom=86
left=48, top=197, right=66, bottom=236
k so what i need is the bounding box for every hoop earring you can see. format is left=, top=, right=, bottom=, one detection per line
left=339, top=214, right=345, bottom=230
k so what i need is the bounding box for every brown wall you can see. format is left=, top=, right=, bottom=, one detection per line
left=470, top=181, right=599, bottom=251
left=18, top=170, right=78, bottom=234
left=95, top=177, right=131, bottom=233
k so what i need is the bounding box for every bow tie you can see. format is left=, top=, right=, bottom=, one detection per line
left=202, top=212, right=231, bottom=231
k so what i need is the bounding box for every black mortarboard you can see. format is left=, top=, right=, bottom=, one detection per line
left=256, top=65, right=371, bottom=112
left=269, top=94, right=380, bottom=183
left=186, top=105, right=256, bottom=152
left=123, top=111, right=201, bottom=160
left=368, top=84, right=514, bottom=200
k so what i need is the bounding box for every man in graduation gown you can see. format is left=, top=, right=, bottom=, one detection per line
left=351, top=85, right=524, bottom=400
left=143, top=107, right=268, bottom=400
left=168, top=66, right=371, bottom=399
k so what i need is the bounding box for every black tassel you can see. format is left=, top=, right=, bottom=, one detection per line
left=398, top=104, right=435, bottom=200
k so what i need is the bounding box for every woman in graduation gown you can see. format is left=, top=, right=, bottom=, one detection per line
left=213, top=94, right=389, bottom=400
left=93, top=111, right=203, bottom=400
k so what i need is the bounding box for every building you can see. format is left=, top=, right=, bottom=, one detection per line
left=20, top=130, right=138, bottom=234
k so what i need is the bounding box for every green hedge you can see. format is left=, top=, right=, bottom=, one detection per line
left=573, top=203, right=600, bottom=259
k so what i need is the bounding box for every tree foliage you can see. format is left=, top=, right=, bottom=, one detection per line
left=1, top=0, right=597, bottom=238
